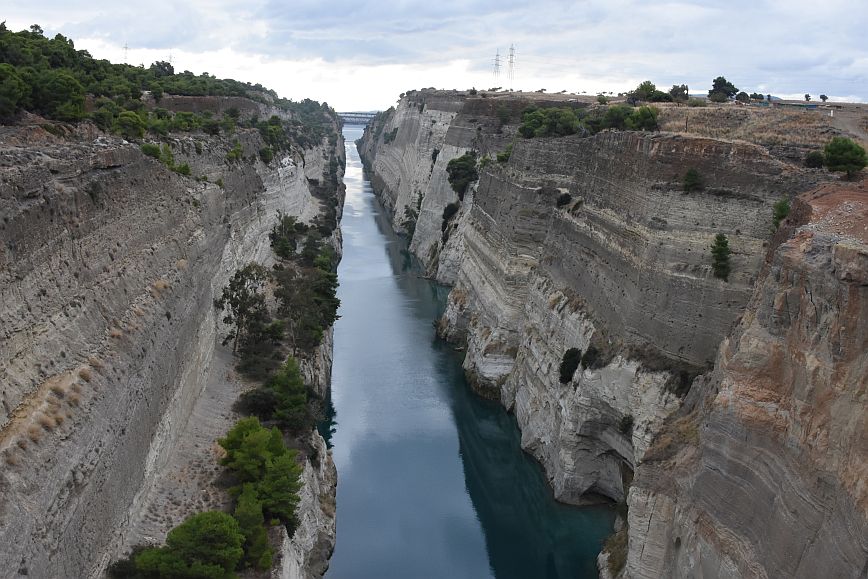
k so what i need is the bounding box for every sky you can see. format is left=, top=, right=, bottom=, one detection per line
left=5, top=0, right=867, bottom=111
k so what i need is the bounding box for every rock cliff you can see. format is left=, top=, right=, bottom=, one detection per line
left=359, top=89, right=867, bottom=576
left=0, top=102, right=341, bottom=578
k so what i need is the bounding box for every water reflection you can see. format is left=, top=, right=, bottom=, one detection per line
left=325, top=126, right=613, bottom=579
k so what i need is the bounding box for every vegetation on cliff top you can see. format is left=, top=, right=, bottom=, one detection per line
left=518, top=103, right=659, bottom=139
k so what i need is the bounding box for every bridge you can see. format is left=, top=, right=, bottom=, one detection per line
left=338, top=111, right=378, bottom=125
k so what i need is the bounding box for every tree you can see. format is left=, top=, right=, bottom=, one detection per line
left=772, top=198, right=790, bottom=229
left=804, top=94, right=811, bottom=102
left=445, top=152, right=479, bottom=200
left=214, top=263, right=270, bottom=352
left=234, top=484, right=272, bottom=570
left=820, top=94, right=828, bottom=102
left=219, top=417, right=286, bottom=482
left=749, top=92, right=764, bottom=101
left=766, top=94, right=772, bottom=102
left=259, top=452, right=304, bottom=524
left=669, top=84, right=689, bottom=103
left=823, top=137, right=867, bottom=178
left=633, top=80, right=657, bottom=101
left=116, top=111, right=145, bottom=139
left=0, top=64, right=27, bottom=117
left=710, top=233, right=731, bottom=281
left=708, top=76, right=738, bottom=102
left=31, top=69, right=85, bottom=121
left=135, top=511, right=245, bottom=578
left=805, top=151, right=824, bottom=168
left=683, top=168, right=703, bottom=192
left=736, top=91, right=750, bottom=103
left=149, top=60, right=175, bottom=77
left=626, top=106, right=659, bottom=131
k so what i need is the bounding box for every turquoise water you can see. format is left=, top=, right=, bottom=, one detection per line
left=324, top=126, right=614, bottom=579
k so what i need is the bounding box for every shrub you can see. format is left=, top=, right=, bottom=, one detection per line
left=601, top=104, right=633, bottom=130
left=626, top=106, right=658, bottom=131
left=259, top=146, right=274, bottom=164
left=710, top=233, right=731, bottom=281
left=116, top=111, right=145, bottom=139
left=597, top=94, right=609, bottom=104
left=141, top=143, right=161, bottom=158
left=496, top=144, right=512, bottom=164
left=134, top=512, right=244, bottom=578
left=556, top=192, right=572, bottom=207
left=431, top=148, right=439, bottom=163
left=687, top=98, right=707, bottom=107
left=441, top=202, right=460, bottom=231
left=383, top=127, right=399, bottom=144
left=446, top=152, right=478, bottom=199
left=519, top=107, right=582, bottom=138
left=234, top=484, right=273, bottom=570
left=805, top=150, right=824, bottom=168
left=772, top=198, right=790, bottom=229
left=174, top=163, right=191, bottom=176
left=559, top=348, right=582, bottom=383
left=226, top=141, right=243, bottom=162
left=823, top=136, right=867, bottom=178
left=683, top=168, right=703, bottom=192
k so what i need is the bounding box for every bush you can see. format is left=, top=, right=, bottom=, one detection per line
left=581, top=345, right=601, bottom=370
left=234, top=484, right=273, bottom=570
left=441, top=202, right=460, bottom=232
left=141, top=143, right=161, bottom=159
left=683, top=168, right=703, bottom=192
left=626, top=106, right=658, bottom=131
left=446, top=152, right=478, bottom=199
left=226, top=141, right=243, bottom=162
left=824, top=136, right=867, bottom=178
left=259, top=146, right=274, bottom=164
left=559, top=348, right=582, bottom=383
left=772, top=198, right=790, bottom=229
left=116, top=111, right=145, bottom=139
left=687, top=98, right=707, bottom=107
left=383, top=127, right=398, bottom=144
left=519, top=106, right=582, bottom=138
left=496, top=144, right=513, bottom=164
left=0, top=64, right=27, bottom=117
left=134, top=511, right=244, bottom=578
left=805, top=150, right=824, bottom=168
left=556, top=192, right=572, bottom=207
left=710, top=233, right=731, bottom=281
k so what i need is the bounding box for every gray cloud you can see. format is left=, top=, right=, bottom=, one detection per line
left=3, top=0, right=866, bottom=101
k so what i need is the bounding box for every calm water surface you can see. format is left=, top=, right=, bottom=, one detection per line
left=325, top=126, right=614, bottom=579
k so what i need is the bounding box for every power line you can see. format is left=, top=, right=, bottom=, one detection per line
left=493, top=49, right=501, bottom=80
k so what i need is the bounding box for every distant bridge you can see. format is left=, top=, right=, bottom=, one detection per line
left=338, top=111, right=378, bottom=125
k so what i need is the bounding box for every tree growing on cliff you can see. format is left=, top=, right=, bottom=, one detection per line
left=446, top=152, right=479, bottom=200
left=710, top=233, right=732, bottom=281
left=823, top=137, right=867, bottom=179
left=683, top=168, right=703, bottom=192
left=559, top=348, right=582, bottom=383
left=214, top=263, right=270, bottom=352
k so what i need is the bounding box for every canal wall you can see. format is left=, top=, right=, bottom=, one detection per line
left=358, top=89, right=868, bottom=578
left=0, top=100, right=341, bottom=577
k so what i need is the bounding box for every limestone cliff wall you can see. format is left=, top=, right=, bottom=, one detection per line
left=358, top=90, right=864, bottom=577
left=626, top=183, right=868, bottom=579
left=0, top=112, right=340, bottom=577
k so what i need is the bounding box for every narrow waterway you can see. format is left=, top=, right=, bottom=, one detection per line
left=326, top=126, right=615, bottom=579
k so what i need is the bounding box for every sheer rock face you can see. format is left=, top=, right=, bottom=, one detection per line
left=361, top=91, right=816, bottom=506
left=627, top=182, right=868, bottom=579
left=0, top=112, right=340, bottom=577
left=359, top=91, right=865, bottom=577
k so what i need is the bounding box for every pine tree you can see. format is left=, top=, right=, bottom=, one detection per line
left=710, top=233, right=731, bottom=281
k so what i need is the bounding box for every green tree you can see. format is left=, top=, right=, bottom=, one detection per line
left=749, top=92, right=764, bottom=101
left=0, top=64, right=27, bottom=117
left=219, top=417, right=286, bottom=482
left=736, top=91, right=750, bottom=103
left=823, top=136, right=867, bottom=178
left=633, top=80, right=657, bottom=101
left=445, top=152, right=479, bottom=200
left=772, top=198, right=790, bottom=229
left=668, top=84, right=689, bottom=103
left=135, top=511, right=244, bottom=578
left=683, top=168, right=703, bottom=192
left=804, top=94, right=811, bottom=102
left=214, top=263, right=270, bottom=352
left=708, top=76, right=738, bottom=102
left=820, top=94, right=828, bottom=102
left=710, top=233, right=731, bottom=281
left=259, top=452, right=303, bottom=523
left=804, top=150, right=824, bottom=168
left=601, top=104, right=633, bottom=130
left=31, top=69, right=85, bottom=121
left=116, top=111, right=145, bottom=139
left=626, top=106, right=658, bottom=131
left=234, top=484, right=272, bottom=570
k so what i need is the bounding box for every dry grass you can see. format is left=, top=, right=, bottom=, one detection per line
left=109, top=327, right=123, bottom=338
left=67, top=392, right=82, bottom=406
left=78, top=367, right=92, bottom=382
left=36, top=414, right=57, bottom=430
left=71, top=382, right=83, bottom=393
left=4, top=452, right=19, bottom=466
left=27, top=425, right=43, bottom=443
left=51, top=411, right=66, bottom=426
left=16, top=438, right=28, bottom=450
left=657, top=105, right=839, bottom=148
left=50, top=383, right=67, bottom=398
left=176, top=258, right=189, bottom=270
left=87, top=356, right=104, bottom=369
left=133, top=306, right=146, bottom=317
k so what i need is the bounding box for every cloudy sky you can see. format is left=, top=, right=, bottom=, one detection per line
left=5, top=1, right=867, bottom=110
